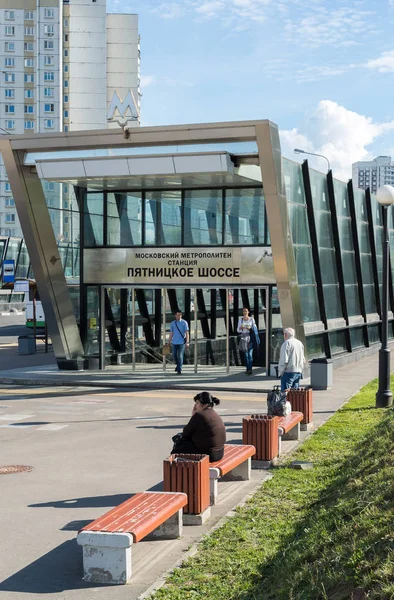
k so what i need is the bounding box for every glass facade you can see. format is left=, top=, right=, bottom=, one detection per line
left=82, top=188, right=268, bottom=248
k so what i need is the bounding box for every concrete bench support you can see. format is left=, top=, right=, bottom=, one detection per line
left=281, top=422, right=301, bottom=441
left=77, top=531, right=133, bottom=585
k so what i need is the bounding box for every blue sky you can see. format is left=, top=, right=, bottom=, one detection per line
left=108, top=0, right=394, bottom=179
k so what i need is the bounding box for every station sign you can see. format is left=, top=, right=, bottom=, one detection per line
left=84, top=247, right=275, bottom=286
left=2, top=259, right=15, bottom=283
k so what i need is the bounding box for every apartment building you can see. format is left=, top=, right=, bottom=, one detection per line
left=0, top=0, right=140, bottom=239
left=352, top=156, right=394, bottom=194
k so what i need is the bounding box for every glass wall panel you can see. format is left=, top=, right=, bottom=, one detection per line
left=15, top=240, right=29, bottom=278
left=309, top=169, right=342, bottom=320
left=106, top=193, right=142, bottom=246
left=299, top=285, right=320, bottom=322
left=184, top=190, right=222, bottom=245
left=84, top=192, right=104, bottom=247
left=329, top=330, right=347, bottom=354
left=85, top=286, right=100, bottom=356
left=306, top=334, right=325, bottom=359
left=4, top=238, right=20, bottom=263
left=368, top=324, right=380, bottom=344
left=353, top=190, right=377, bottom=315
left=224, top=188, right=265, bottom=245
left=350, top=327, right=365, bottom=349
left=145, top=191, right=181, bottom=246
left=284, top=159, right=320, bottom=324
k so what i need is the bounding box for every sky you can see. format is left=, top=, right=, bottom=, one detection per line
left=107, top=0, right=394, bottom=180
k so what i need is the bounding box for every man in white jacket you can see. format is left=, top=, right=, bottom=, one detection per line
left=278, top=328, right=305, bottom=392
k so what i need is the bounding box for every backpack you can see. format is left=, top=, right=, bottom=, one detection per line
left=267, top=386, right=291, bottom=417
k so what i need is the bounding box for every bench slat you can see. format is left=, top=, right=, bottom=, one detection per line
left=80, top=491, right=187, bottom=543
left=277, top=411, right=303, bottom=435
left=210, top=444, right=255, bottom=476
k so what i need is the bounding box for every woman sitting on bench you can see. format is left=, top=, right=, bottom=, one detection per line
left=171, top=391, right=226, bottom=462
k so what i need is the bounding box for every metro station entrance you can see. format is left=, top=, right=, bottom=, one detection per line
left=83, top=285, right=282, bottom=374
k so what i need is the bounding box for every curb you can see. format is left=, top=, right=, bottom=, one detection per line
left=0, top=311, right=24, bottom=316
left=0, top=375, right=272, bottom=393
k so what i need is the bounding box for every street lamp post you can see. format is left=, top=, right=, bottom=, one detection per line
left=376, top=185, right=394, bottom=408
left=294, top=148, right=331, bottom=173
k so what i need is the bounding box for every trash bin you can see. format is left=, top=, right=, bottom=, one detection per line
left=310, top=358, right=333, bottom=390
left=18, top=335, right=36, bottom=355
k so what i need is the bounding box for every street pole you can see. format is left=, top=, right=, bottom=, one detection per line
left=375, top=188, right=394, bottom=408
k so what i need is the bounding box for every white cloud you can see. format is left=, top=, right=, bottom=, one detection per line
left=151, top=0, right=271, bottom=24
left=280, top=100, right=394, bottom=181
left=140, top=75, right=157, bottom=88
left=366, top=50, right=394, bottom=73
left=285, top=6, right=376, bottom=48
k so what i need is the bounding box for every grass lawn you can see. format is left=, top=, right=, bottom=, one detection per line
left=150, top=379, right=394, bottom=600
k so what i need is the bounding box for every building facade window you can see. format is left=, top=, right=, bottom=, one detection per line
left=64, top=95, right=68, bottom=103
left=5, top=120, right=15, bottom=129
left=44, top=119, right=54, bottom=128
left=5, top=72, right=15, bottom=83
left=24, top=105, right=34, bottom=114
left=24, top=58, right=34, bottom=67
left=44, top=55, right=54, bottom=65
left=5, top=26, right=15, bottom=36
left=5, top=105, right=15, bottom=114
left=64, top=65, right=69, bottom=72
left=4, top=182, right=11, bottom=192
left=44, top=25, right=54, bottom=35
left=24, top=42, right=34, bottom=51
left=5, top=214, right=16, bottom=223
left=24, top=11, right=34, bottom=20
left=64, top=110, right=69, bottom=118
left=44, top=41, right=54, bottom=50
left=24, top=27, right=34, bottom=36
left=24, top=120, right=34, bottom=130
left=64, top=80, right=69, bottom=88
left=5, top=89, right=15, bottom=98
left=5, top=11, right=15, bottom=20
left=5, top=57, right=15, bottom=67
left=44, top=103, right=55, bottom=113
left=4, top=229, right=14, bottom=236
left=44, top=72, right=54, bottom=81
left=24, top=74, right=34, bottom=83
left=44, top=8, right=54, bottom=18
left=64, top=49, right=68, bottom=57
left=64, top=125, right=69, bottom=132
left=25, top=89, right=34, bottom=98
left=44, top=87, right=54, bottom=97
left=5, top=198, right=15, bottom=207
left=5, top=42, right=15, bottom=52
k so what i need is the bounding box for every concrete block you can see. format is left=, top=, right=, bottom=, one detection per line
left=145, top=509, right=183, bottom=540
left=209, top=467, right=220, bottom=506
left=221, top=457, right=251, bottom=482
left=300, top=422, right=313, bottom=431
left=183, top=506, right=211, bottom=526
left=77, top=531, right=133, bottom=585
left=282, top=422, right=300, bottom=441
left=251, top=458, right=278, bottom=469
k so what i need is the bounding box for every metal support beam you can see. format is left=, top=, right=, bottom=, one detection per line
left=0, top=141, right=83, bottom=367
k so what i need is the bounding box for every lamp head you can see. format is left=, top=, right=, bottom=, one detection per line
left=294, top=148, right=305, bottom=155
left=376, top=185, right=394, bottom=206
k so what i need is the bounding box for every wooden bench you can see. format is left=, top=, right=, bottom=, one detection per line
left=77, top=491, right=187, bottom=585
left=209, top=443, right=256, bottom=505
left=277, top=411, right=303, bottom=454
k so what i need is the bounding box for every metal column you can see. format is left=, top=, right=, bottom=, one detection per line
left=226, top=288, right=230, bottom=374
left=162, top=288, right=167, bottom=372
left=132, top=288, right=136, bottom=372
left=194, top=288, right=198, bottom=374
left=99, top=286, right=105, bottom=370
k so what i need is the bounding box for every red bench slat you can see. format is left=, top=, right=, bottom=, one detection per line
left=80, top=491, right=187, bottom=543
left=277, top=411, right=303, bottom=435
left=210, top=444, right=255, bottom=476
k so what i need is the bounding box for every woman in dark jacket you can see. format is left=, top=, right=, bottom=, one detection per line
left=171, top=391, right=226, bottom=462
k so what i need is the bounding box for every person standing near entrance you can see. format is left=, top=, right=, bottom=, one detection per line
left=169, top=310, right=190, bottom=375
left=237, top=307, right=256, bottom=375
left=278, top=327, right=305, bottom=391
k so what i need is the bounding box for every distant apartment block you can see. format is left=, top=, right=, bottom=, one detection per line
left=0, top=0, right=140, bottom=239
left=352, top=156, right=394, bottom=195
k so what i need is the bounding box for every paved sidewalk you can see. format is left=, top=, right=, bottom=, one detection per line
left=0, top=348, right=391, bottom=600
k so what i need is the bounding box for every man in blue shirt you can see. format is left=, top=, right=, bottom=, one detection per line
left=169, top=311, right=190, bottom=375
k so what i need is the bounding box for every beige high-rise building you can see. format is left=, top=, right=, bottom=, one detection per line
left=0, top=0, right=140, bottom=239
